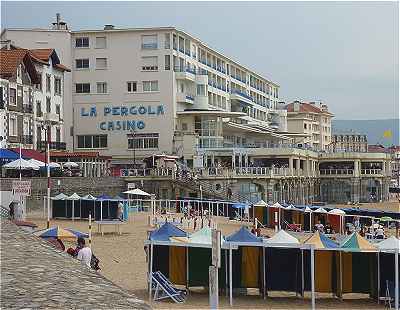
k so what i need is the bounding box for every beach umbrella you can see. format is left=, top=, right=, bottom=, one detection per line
left=28, top=158, right=46, bottom=167
left=63, top=161, right=79, bottom=168
left=49, top=162, right=61, bottom=168
left=3, top=158, right=40, bottom=170
left=34, top=226, right=88, bottom=239
left=0, top=148, right=19, bottom=164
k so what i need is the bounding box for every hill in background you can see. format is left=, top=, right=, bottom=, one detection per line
left=332, top=119, right=399, bottom=147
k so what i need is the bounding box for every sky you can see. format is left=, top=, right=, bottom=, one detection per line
left=1, top=1, right=399, bottom=120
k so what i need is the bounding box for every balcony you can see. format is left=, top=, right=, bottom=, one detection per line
left=230, top=90, right=253, bottom=106
left=319, top=169, right=354, bottom=176
left=22, top=104, right=33, bottom=114
left=23, top=135, right=33, bottom=145
left=141, top=43, right=158, bottom=49
left=174, top=67, right=195, bottom=82
left=361, top=169, right=383, bottom=175
left=176, top=93, right=195, bottom=104
left=36, top=110, right=43, bottom=118
left=37, top=141, right=66, bottom=151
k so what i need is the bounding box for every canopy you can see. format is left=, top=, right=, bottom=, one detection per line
left=34, top=226, right=88, bottom=239
left=28, top=158, right=45, bottom=166
left=304, top=206, right=313, bottom=213
left=225, top=226, right=262, bottom=243
left=376, top=236, right=400, bottom=251
left=314, top=207, right=328, bottom=214
left=52, top=193, right=69, bottom=200
left=328, top=208, right=346, bottom=215
left=123, top=188, right=151, bottom=196
left=97, top=194, right=112, bottom=200
left=150, top=222, right=187, bottom=241
left=81, top=194, right=97, bottom=200
left=264, top=230, right=300, bottom=244
left=189, top=226, right=224, bottom=244
left=340, top=232, right=376, bottom=252
left=272, top=202, right=283, bottom=208
left=3, top=158, right=40, bottom=170
left=49, top=162, right=61, bottom=168
left=304, top=231, right=339, bottom=249
left=113, top=195, right=126, bottom=201
left=232, top=203, right=248, bottom=209
left=285, top=204, right=301, bottom=211
left=253, top=200, right=267, bottom=207
left=380, top=216, right=393, bottom=222
left=0, top=149, right=19, bottom=163
left=9, top=148, right=45, bottom=162
left=68, top=193, right=81, bottom=200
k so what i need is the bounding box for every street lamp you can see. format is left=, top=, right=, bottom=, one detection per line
left=127, top=128, right=136, bottom=170
left=41, top=122, right=51, bottom=228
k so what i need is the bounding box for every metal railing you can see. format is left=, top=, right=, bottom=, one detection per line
left=141, top=43, right=158, bottom=49
left=37, top=141, right=66, bottom=151
left=361, top=169, right=383, bottom=175
left=319, top=169, right=354, bottom=175
left=23, top=135, right=33, bottom=144
left=22, top=105, right=33, bottom=114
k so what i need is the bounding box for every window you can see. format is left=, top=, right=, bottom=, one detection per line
left=143, top=81, right=158, bottom=92
left=9, top=88, right=16, bottom=105
left=77, top=134, right=107, bottom=148
left=141, top=35, right=157, bottom=49
left=54, top=78, right=62, bottom=95
left=128, top=133, right=159, bottom=149
left=9, top=116, right=17, bottom=136
left=56, top=128, right=61, bottom=142
left=127, top=81, right=137, bottom=93
left=55, top=105, right=60, bottom=115
left=36, top=101, right=42, bottom=117
left=96, top=58, right=107, bottom=69
left=95, top=36, right=106, bottom=49
left=23, top=118, right=29, bottom=136
left=35, top=72, right=42, bottom=90
left=46, top=97, right=51, bottom=113
left=141, top=56, right=158, bottom=71
left=97, top=82, right=107, bottom=94
left=75, top=59, right=89, bottom=69
left=46, top=75, right=51, bottom=92
left=182, top=123, right=188, bottom=131
left=75, top=37, right=89, bottom=48
left=164, top=55, right=170, bottom=70
left=304, top=123, right=307, bottom=130
left=164, top=33, right=170, bottom=49
left=75, top=83, right=91, bottom=94
left=197, top=84, right=206, bottom=96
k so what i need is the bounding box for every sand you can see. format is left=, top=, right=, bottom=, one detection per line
left=25, top=201, right=399, bottom=309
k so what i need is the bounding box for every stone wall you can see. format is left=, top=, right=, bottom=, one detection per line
left=0, top=177, right=126, bottom=211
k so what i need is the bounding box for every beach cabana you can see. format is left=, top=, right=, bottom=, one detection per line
left=264, top=230, right=302, bottom=295
left=252, top=200, right=268, bottom=225
left=303, top=231, right=339, bottom=294
left=267, top=202, right=284, bottom=229
left=81, top=194, right=97, bottom=219
left=68, top=193, right=81, bottom=220
left=303, top=206, right=313, bottom=231
left=337, top=233, right=378, bottom=298
left=96, top=194, right=119, bottom=220
left=51, top=193, right=69, bottom=218
left=225, top=226, right=263, bottom=304
left=327, top=209, right=346, bottom=234
left=313, top=207, right=328, bottom=227
left=283, top=204, right=303, bottom=229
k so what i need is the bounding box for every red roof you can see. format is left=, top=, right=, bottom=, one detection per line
left=9, top=148, right=46, bottom=162
left=285, top=101, right=332, bottom=114
left=29, top=48, right=54, bottom=61
left=0, top=49, right=40, bottom=83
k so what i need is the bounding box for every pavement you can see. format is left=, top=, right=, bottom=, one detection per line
left=0, top=219, right=151, bottom=309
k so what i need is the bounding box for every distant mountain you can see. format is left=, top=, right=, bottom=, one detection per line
left=332, top=119, right=399, bottom=146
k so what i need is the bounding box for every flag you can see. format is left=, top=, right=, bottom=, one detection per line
left=383, top=130, right=392, bottom=138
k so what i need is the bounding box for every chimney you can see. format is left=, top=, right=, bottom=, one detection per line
left=320, top=103, right=328, bottom=112
left=309, top=101, right=315, bottom=105
left=104, top=24, right=115, bottom=30
left=51, top=13, right=68, bottom=30
left=0, top=40, right=12, bottom=50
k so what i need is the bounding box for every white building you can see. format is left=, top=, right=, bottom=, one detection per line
left=0, top=78, right=9, bottom=148
left=2, top=16, right=291, bottom=169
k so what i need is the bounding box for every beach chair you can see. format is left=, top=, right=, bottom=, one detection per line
left=151, top=271, right=186, bottom=303
left=284, top=220, right=301, bottom=232
left=379, top=280, right=394, bottom=309
left=156, top=271, right=187, bottom=295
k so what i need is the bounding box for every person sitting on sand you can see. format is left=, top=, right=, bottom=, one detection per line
left=76, top=237, right=92, bottom=268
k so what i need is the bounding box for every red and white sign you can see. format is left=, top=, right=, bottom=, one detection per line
left=12, top=180, right=31, bottom=196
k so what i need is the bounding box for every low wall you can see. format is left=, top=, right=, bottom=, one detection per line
left=0, top=177, right=126, bottom=211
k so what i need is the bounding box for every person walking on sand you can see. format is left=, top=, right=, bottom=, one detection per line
left=76, top=237, right=92, bottom=268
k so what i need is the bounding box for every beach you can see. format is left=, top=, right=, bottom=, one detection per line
left=26, top=201, right=399, bottom=309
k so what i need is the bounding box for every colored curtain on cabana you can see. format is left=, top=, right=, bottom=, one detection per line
left=52, top=200, right=67, bottom=218
left=254, top=207, right=264, bottom=224
left=303, top=250, right=337, bottom=293
left=152, top=245, right=169, bottom=277
left=265, top=248, right=302, bottom=292
left=327, top=214, right=341, bottom=233
left=268, top=207, right=279, bottom=227
left=379, top=253, right=400, bottom=297
left=241, top=246, right=260, bottom=288
left=169, top=246, right=186, bottom=285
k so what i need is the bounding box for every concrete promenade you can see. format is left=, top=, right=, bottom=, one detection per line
left=0, top=219, right=150, bottom=309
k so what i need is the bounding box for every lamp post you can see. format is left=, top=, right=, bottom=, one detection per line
left=41, top=123, right=51, bottom=228
left=127, top=128, right=136, bottom=170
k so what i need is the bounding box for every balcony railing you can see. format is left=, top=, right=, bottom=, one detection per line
left=37, top=141, right=66, bottom=151
left=231, top=90, right=253, bottom=102
left=142, top=43, right=158, bottom=49
left=22, top=105, right=33, bottom=114
left=23, top=135, right=33, bottom=144
left=361, top=169, right=383, bottom=175
left=120, top=168, right=174, bottom=177
left=36, top=110, right=43, bottom=117
left=319, top=169, right=354, bottom=175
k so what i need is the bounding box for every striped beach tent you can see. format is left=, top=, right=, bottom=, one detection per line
left=34, top=226, right=88, bottom=239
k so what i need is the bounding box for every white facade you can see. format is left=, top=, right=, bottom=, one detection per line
left=0, top=79, right=9, bottom=148
left=2, top=22, right=289, bottom=164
